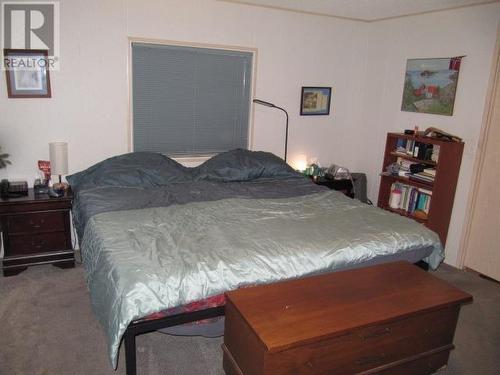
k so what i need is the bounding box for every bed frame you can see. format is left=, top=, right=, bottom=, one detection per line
left=122, top=261, right=429, bottom=375
left=124, top=306, right=225, bottom=375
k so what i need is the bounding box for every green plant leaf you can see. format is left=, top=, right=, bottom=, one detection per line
left=0, top=147, right=10, bottom=169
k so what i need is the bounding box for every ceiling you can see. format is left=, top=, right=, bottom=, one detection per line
left=220, top=0, right=497, bottom=21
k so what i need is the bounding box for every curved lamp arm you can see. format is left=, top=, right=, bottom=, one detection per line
left=253, top=99, right=289, bottom=162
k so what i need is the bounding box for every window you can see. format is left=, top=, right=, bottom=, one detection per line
left=132, top=42, right=253, bottom=157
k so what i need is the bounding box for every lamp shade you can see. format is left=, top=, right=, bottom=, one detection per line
left=291, top=154, right=308, bottom=172
left=49, top=142, right=68, bottom=175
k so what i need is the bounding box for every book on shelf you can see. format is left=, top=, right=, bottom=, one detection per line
left=394, top=138, right=438, bottom=162
left=406, top=140, right=414, bottom=156
left=396, top=157, right=416, bottom=177
left=418, top=170, right=436, bottom=179
left=388, top=157, right=436, bottom=184
left=423, top=168, right=436, bottom=177
left=418, top=188, right=433, bottom=195
left=410, top=173, right=434, bottom=184
left=431, top=145, right=440, bottom=162
left=396, top=157, right=416, bottom=169
left=388, top=182, right=432, bottom=216
left=396, top=138, right=406, bottom=153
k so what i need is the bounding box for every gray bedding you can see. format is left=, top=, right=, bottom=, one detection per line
left=72, top=177, right=324, bottom=241
left=82, top=191, right=443, bottom=367
left=70, top=149, right=310, bottom=240
left=70, top=151, right=444, bottom=368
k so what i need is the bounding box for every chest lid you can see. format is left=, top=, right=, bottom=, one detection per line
left=225, top=261, right=472, bottom=353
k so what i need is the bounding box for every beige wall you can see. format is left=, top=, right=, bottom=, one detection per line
left=125, top=0, right=366, bottom=168
left=0, top=0, right=366, bottom=178
left=0, top=0, right=129, bottom=179
left=359, top=3, right=500, bottom=266
left=1, top=0, right=499, bottom=266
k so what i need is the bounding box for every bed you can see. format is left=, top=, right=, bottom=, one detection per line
left=69, top=149, right=443, bottom=375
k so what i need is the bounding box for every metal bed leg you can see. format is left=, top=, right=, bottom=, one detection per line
left=125, top=331, right=137, bottom=375
left=415, top=260, right=429, bottom=271
left=122, top=306, right=225, bottom=375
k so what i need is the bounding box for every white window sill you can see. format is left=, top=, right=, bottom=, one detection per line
left=173, top=155, right=215, bottom=167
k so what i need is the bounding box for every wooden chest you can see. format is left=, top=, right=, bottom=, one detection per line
left=223, top=261, right=472, bottom=375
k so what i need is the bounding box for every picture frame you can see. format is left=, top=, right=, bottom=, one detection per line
left=401, top=57, right=463, bottom=116
left=3, top=49, right=51, bottom=98
left=300, top=87, right=331, bottom=116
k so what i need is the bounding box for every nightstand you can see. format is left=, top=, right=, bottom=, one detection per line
left=0, top=189, right=74, bottom=277
left=311, top=176, right=355, bottom=198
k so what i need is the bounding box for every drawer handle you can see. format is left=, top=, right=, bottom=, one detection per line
left=29, top=218, right=45, bottom=229
left=31, top=240, right=47, bottom=248
left=360, top=327, right=391, bottom=340
left=29, top=220, right=44, bottom=229
left=356, top=353, right=386, bottom=366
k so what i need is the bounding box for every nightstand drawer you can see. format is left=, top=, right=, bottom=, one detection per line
left=7, top=232, right=69, bottom=255
left=7, top=211, right=66, bottom=234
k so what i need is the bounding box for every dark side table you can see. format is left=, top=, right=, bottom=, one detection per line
left=0, top=189, right=74, bottom=276
left=311, top=176, right=355, bottom=198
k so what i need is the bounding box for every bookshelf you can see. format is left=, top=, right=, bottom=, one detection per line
left=377, top=132, right=464, bottom=245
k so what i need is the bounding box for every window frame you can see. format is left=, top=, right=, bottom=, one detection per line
left=127, top=38, right=258, bottom=165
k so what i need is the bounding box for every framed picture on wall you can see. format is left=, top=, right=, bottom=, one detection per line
left=300, top=87, right=332, bottom=115
left=3, top=49, right=51, bottom=98
left=401, top=56, right=463, bottom=116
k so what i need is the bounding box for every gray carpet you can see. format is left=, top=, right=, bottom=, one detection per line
left=0, top=263, right=498, bottom=375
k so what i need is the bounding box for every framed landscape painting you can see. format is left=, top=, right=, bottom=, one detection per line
left=401, top=57, right=463, bottom=116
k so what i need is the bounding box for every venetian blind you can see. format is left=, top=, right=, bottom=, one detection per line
left=132, top=43, right=252, bottom=156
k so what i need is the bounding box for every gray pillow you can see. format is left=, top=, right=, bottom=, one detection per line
left=193, top=149, right=300, bottom=182
left=67, top=152, right=192, bottom=192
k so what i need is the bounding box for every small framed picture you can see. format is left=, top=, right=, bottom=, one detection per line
left=4, top=49, right=51, bottom=98
left=300, top=87, right=331, bottom=115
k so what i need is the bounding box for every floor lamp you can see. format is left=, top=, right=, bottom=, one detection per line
left=253, top=99, right=289, bottom=162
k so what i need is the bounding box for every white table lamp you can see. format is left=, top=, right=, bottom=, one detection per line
left=49, top=142, right=68, bottom=183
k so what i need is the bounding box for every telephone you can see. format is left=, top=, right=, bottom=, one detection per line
left=34, top=178, right=49, bottom=195
left=325, top=164, right=351, bottom=180
left=0, top=179, right=28, bottom=199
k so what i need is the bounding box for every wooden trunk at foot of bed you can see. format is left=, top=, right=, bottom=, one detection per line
left=222, top=262, right=471, bottom=375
